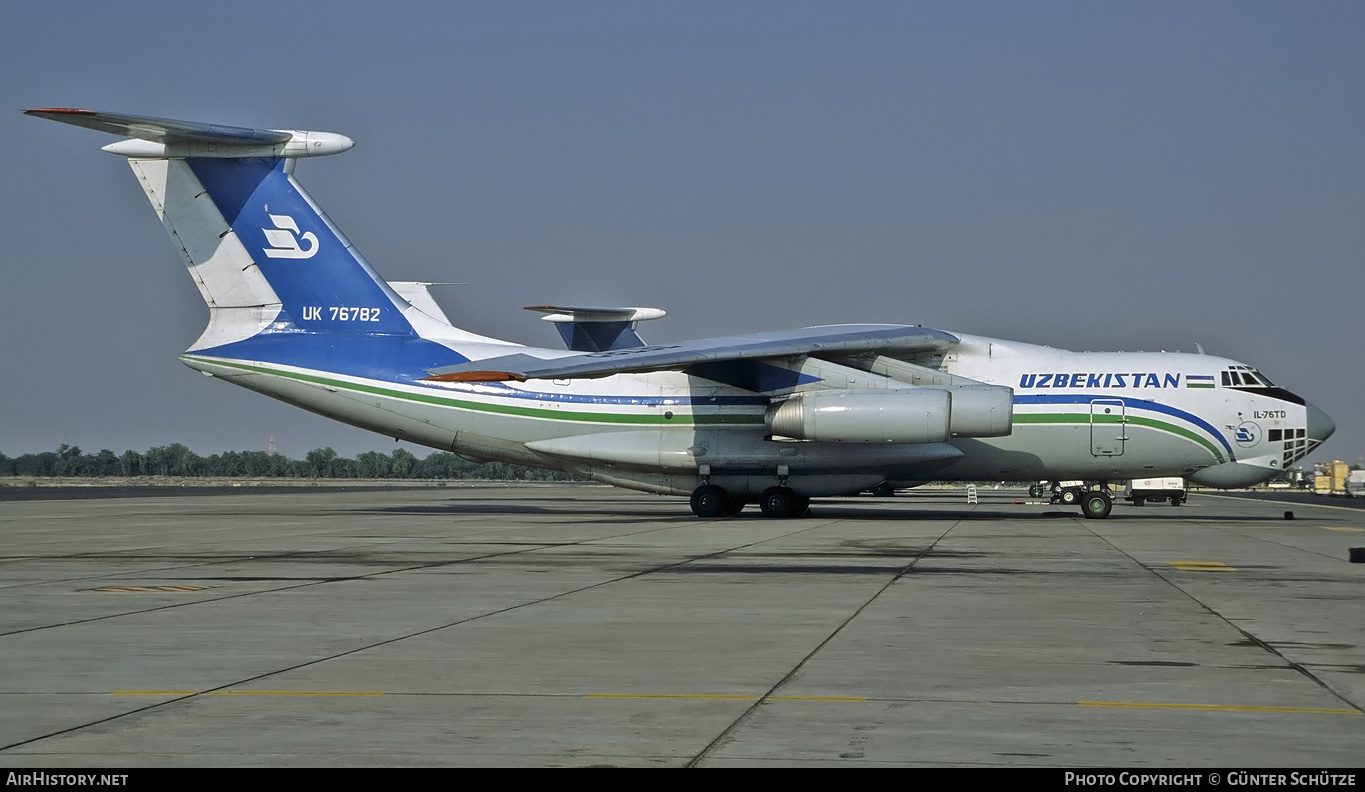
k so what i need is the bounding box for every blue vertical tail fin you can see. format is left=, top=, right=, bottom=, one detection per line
left=26, top=108, right=495, bottom=379
left=184, top=155, right=415, bottom=337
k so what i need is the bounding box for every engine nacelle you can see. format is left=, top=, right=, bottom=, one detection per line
left=767, top=389, right=949, bottom=443
left=765, top=386, right=1012, bottom=443
left=942, top=384, right=1014, bottom=438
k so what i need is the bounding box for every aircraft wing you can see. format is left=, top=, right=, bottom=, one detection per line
left=425, top=324, right=958, bottom=382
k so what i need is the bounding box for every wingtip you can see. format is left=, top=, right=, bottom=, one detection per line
left=24, top=107, right=95, bottom=116
left=422, top=371, right=528, bottom=383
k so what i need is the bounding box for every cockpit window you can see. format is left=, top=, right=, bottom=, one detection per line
left=1223, top=366, right=1276, bottom=387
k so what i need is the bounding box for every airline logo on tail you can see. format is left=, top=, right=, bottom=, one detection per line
left=262, top=212, right=318, bottom=259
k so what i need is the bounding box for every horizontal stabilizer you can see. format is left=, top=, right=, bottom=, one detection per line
left=25, top=108, right=353, bottom=159
left=427, top=324, right=958, bottom=382
left=26, top=108, right=291, bottom=144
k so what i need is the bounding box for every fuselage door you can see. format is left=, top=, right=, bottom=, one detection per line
left=1090, top=398, right=1126, bottom=456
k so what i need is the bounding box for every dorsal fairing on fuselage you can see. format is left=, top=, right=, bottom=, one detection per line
left=389, top=282, right=455, bottom=325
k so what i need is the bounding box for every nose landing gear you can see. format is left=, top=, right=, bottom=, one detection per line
left=1043, top=480, right=1115, bottom=519
left=1080, top=489, right=1113, bottom=520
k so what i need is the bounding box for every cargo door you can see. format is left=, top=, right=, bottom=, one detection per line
left=1090, top=398, right=1126, bottom=456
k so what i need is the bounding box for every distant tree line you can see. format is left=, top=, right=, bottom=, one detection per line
left=0, top=444, right=581, bottom=482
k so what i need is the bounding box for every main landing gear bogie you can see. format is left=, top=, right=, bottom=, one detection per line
left=690, top=484, right=807, bottom=519
left=759, top=486, right=810, bottom=518
left=689, top=484, right=726, bottom=518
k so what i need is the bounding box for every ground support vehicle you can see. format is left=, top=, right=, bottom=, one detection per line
left=1125, top=477, right=1187, bottom=506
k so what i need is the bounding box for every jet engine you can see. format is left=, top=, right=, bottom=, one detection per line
left=765, top=386, right=1012, bottom=443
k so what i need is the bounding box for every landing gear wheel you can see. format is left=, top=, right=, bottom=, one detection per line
left=691, top=484, right=726, bottom=518
left=720, top=495, right=746, bottom=517
left=1081, top=490, right=1113, bottom=520
left=871, top=483, right=895, bottom=498
left=760, top=486, right=795, bottom=518
left=1061, top=489, right=1079, bottom=506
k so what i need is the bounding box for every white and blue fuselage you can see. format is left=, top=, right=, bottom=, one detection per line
left=28, top=108, right=1333, bottom=516
left=182, top=332, right=1329, bottom=497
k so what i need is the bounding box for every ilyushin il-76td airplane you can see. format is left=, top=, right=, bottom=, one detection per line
left=28, top=108, right=1336, bottom=520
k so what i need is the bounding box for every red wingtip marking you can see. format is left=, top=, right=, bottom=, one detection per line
left=422, top=371, right=527, bottom=383
left=25, top=107, right=95, bottom=115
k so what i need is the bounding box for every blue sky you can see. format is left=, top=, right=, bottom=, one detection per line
left=2, top=1, right=1361, bottom=466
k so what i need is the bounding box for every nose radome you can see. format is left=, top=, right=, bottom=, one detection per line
left=1307, top=401, right=1335, bottom=442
